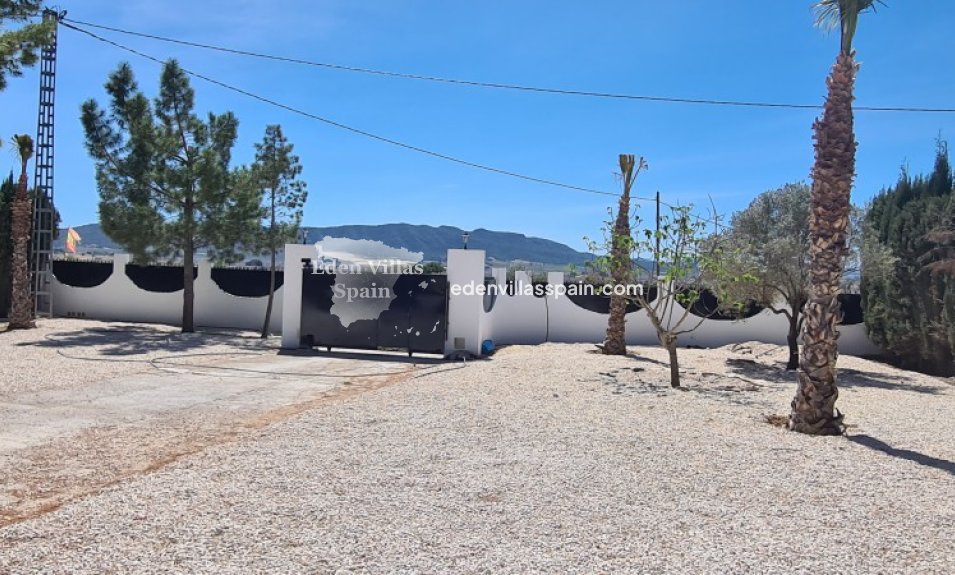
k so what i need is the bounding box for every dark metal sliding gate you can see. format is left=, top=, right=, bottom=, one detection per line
left=300, top=270, right=448, bottom=354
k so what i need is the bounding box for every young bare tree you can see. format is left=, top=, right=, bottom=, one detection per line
left=631, top=206, right=730, bottom=387
left=590, top=202, right=733, bottom=387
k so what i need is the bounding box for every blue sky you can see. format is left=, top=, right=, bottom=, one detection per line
left=2, top=0, right=954, bottom=251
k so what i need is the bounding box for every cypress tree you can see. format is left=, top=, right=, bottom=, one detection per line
left=862, top=142, right=955, bottom=374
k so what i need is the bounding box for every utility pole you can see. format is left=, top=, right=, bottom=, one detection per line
left=653, top=190, right=661, bottom=281
left=30, top=9, right=65, bottom=317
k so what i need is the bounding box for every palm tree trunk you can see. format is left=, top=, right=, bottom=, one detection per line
left=790, top=53, right=857, bottom=435
left=604, top=155, right=636, bottom=355
left=8, top=162, right=35, bottom=329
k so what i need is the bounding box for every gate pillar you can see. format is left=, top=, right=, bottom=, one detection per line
left=445, top=249, right=486, bottom=356
left=281, top=243, right=320, bottom=349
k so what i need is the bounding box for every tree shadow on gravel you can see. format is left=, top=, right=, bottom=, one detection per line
left=725, top=358, right=795, bottom=385
left=848, top=434, right=955, bottom=477
left=17, top=325, right=271, bottom=357
left=585, top=348, right=670, bottom=366
left=838, top=368, right=946, bottom=395
left=724, top=358, right=946, bottom=395
left=626, top=354, right=670, bottom=366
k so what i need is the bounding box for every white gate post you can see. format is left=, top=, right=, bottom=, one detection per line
left=445, top=248, right=486, bottom=356
left=281, top=244, right=319, bottom=349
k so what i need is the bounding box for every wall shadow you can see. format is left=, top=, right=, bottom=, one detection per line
left=18, top=325, right=269, bottom=356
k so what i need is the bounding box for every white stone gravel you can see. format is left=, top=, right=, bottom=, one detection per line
left=2, top=341, right=955, bottom=574
left=0, top=319, right=276, bottom=397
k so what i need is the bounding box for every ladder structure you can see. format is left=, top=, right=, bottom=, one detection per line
left=30, top=10, right=62, bottom=317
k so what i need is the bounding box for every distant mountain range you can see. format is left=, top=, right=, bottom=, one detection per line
left=57, top=223, right=597, bottom=267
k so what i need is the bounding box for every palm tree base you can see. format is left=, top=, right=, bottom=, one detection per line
left=788, top=415, right=845, bottom=436
left=789, top=377, right=846, bottom=436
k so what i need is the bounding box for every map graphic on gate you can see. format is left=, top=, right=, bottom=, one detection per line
left=299, top=238, right=447, bottom=355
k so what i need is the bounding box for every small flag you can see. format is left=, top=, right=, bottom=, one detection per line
left=65, top=227, right=81, bottom=254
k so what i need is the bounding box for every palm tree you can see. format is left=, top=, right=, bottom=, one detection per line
left=7, top=134, right=35, bottom=329
left=790, top=0, right=883, bottom=435
left=603, top=154, right=646, bottom=355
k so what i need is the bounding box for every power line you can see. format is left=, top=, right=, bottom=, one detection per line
left=62, top=22, right=614, bottom=196
left=60, top=21, right=726, bottom=229
left=61, top=18, right=955, bottom=115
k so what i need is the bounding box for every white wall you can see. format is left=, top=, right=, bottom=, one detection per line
left=483, top=270, right=547, bottom=345
left=54, top=248, right=882, bottom=358
left=52, top=255, right=285, bottom=333
left=478, top=269, right=881, bottom=357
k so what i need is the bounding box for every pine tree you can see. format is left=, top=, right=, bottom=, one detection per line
left=80, top=60, right=261, bottom=332
left=0, top=1, right=54, bottom=91
left=249, top=125, right=308, bottom=338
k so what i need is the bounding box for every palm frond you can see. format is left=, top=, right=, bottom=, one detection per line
left=813, top=0, right=885, bottom=54
left=10, top=134, right=34, bottom=163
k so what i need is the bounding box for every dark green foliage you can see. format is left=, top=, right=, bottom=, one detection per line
left=81, top=60, right=259, bottom=264
left=80, top=60, right=261, bottom=331
left=0, top=1, right=54, bottom=91
left=247, top=124, right=308, bottom=336
left=421, top=261, right=446, bottom=274
left=249, top=125, right=307, bottom=254
left=862, top=143, right=955, bottom=375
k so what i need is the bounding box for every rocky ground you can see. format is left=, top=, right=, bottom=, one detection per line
left=1, top=321, right=954, bottom=573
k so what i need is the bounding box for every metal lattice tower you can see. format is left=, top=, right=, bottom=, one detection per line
left=30, top=10, right=63, bottom=317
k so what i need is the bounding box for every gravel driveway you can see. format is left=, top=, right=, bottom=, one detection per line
left=0, top=320, right=433, bottom=530
left=2, top=333, right=955, bottom=573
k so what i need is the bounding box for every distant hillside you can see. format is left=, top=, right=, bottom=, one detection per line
left=305, top=224, right=594, bottom=266
left=58, top=223, right=597, bottom=267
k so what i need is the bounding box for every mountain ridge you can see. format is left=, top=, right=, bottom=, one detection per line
left=57, top=223, right=597, bottom=267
